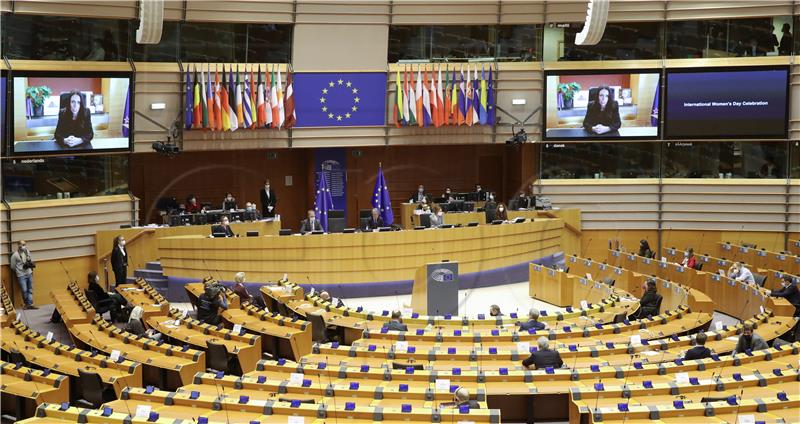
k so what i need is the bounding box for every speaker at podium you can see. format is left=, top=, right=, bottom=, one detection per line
left=411, top=261, right=459, bottom=316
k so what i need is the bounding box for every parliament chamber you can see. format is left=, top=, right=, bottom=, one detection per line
left=2, top=1, right=800, bottom=424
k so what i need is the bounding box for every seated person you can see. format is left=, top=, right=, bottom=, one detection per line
left=125, top=306, right=161, bottom=340
left=196, top=282, right=228, bottom=325
left=512, top=192, right=532, bottom=210
left=86, top=271, right=125, bottom=320
left=636, top=279, right=662, bottom=318
left=732, top=322, right=768, bottom=355
left=683, top=332, right=712, bottom=360
left=211, top=216, right=236, bottom=237
left=232, top=272, right=265, bottom=308
left=300, top=210, right=323, bottom=233
left=429, top=204, right=443, bottom=228
left=185, top=195, right=203, bottom=213
left=494, top=202, right=509, bottom=221
left=474, top=184, right=487, bottom=202
left=409, top=185, right=428, bottom=204
left=364, top=208, right=384, bottom=231
left=222, top=193, right=238, bottom=210
left=517, top=308, right=547, bottom=331
left=728, top=262, right=755, bottom=285
left=384, top=310, right=408, bottom=332
left=637, top=240, right=653, bottom=258
left=452, top=387, right=480, bottom=409
left=582, top=86, right=621, bottom=136
left=680, top=247, right=697, bottom=269
left=54, top=91, right=94, bottom=148
left=489, top=304, right=502, bottom=317
left=522, top=337, right=564, bottom=369
left=319, top=291, right=345, bottom=308
left=770, top=275, right=800, bottom=315
left=442, top=188, right=455, bottom=203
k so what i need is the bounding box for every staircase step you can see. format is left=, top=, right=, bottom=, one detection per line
left=145, top=261, right=163, bottom=271
left=134, top=269, right=164, bottom=279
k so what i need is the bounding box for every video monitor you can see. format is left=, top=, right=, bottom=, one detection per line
left=544, top=70, right=661, bottom=140
left=1, top=72, right=6, bottom=154
left=664, top=66, right=788, bottom=139
left=11, top=72, right=132, bottom=155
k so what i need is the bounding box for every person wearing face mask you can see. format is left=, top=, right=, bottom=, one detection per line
left=365, top=207, right=385, bottom=231
left=732, top=322, right=768, bottom=355
left=474, top=184, right=486, bottom=201
left=429, top=204, right=444, bottom=228
left=769, top=275, right=800, bottom=314
left=54, top=91, right=94, bottom=148
left=260, top=179, right=278, bottom=218
left=582, top=86, right=621, bottom=136
left=300, top=209, right=323, bottom=233
left=442, top=188, right=455, bottom=203
left=211, top=216, right=236, bottom=238
left=728, top=262, right=755, bottom=285
left=410, top=185, right=428, bottom=204
left=185, top=195, right=203, bottom=214
left=495, top=202, right=509, bottom=221
left=10, top=241, right=36, bottom=309
left=110, top=235, right=129, bottom=285
left=222, top=192, right=238, bottom=210
left=87, top=271, right=126, bottom=321
left=512, top=191, right=532, bottom=210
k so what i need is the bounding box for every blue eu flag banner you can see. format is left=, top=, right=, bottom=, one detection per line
left=371, top=165, right=394, bottom=226
left=294, top=72, right=387, bottom=127
left=122, top=86, right=130, bottom=138
left=314, top=171, right=335, bottom=232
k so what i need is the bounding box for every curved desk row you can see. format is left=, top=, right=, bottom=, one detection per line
left=159, top=219, right=567, bottom=298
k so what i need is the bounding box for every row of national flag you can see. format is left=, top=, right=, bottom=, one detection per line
left=393, top=64, right=495, bottom=128
left=184, top=64, right=296, bottom=131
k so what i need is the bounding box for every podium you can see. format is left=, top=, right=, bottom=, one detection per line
left=411, top=261, right=459, bottom=316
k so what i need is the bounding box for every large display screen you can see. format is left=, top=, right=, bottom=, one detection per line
left=11, top=72, right=132, bottom=155
left=665, top=67, right=788, bottom=139
left=544, top=70, right=661, bottom=140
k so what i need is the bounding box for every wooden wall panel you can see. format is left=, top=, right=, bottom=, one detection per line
left=12, top=0, right=138, bottom=18
left=162, top=0, right=184, bottom=21
left=392, top=1, right=500, bottom=25
left=499, top=1, right=545, bottom=24
left=665, top=1, right=795, bottom=20
left=607, top=0, right=666, bottom=22
left=2, top=255, right=95, bottom=308
left=293, top=24, right=388, bottom=72
left=0, top=0, right=11, bottom=12
left=790, top=181, right=800, bottom=234
left=185, top=0, right=294, bottom=23
left=537, top=179, right=661, bottom=230
left=295, top=1, right=390, bottom=25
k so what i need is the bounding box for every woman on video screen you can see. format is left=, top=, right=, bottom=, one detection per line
left=582, top=86, right=621, bottom=135
left=54, top=91, right=94, bottom=148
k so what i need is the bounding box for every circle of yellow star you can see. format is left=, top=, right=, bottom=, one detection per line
left=337, top=79, right=344, bottom=85
left=320, top=97, right=326, bottom=103
left=336, top=115, right=343, bottom=121
left=345, top=113, right=351, bottom=118
left=322, top=88, right=328, bottom=94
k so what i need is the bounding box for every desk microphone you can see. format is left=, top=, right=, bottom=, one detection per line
left=201, top=259, right=215, bottom=281
left=325, top=355, right=340, bottom=424
left=732, top=388, right=745, bottom=424
left=112, top=377, right=134, bottom=419
left=59, top=261, right=76, bottom=285
left=702, top=371, right=717, bottom=405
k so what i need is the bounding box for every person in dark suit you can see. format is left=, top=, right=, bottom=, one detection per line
left=259, top=180, right=277, bottom=218
left=683, top=332, right=712, bottom=360
left=409, top=185, right=428, bottom=204
left=110, top=235, right=129, bottom=285
left=87, top=271, right=125, bottom=319
left=522, top=337, right=564, bottom=369
left=365, top=208, right=384, bottom=231
left=517, top=308, right=547, bottom=331
left=771, top=275, right=800, bottom=316
left=232, top=272, right=265, bottom=308
left=211, top=216, right=236, bottom=237
left=582, top=86, right=621, bottom=136
left=452, top=388, right=481, bottom=409
left=384, top=310, right=408, bottom=332
left=512, top=192, right=533, bottom=210
left=474, top=184, right=487, bottom=201
left=197, top=282, right=228, bottom=325
left=300, top=210, right=323, bottom=233
left=637, top=240, right=653, bottom=258
left=54, top=91, right=94, bottom=148
left=222, top=193, right=238, bottom=210
left=636, top=279, right=662, bottom=318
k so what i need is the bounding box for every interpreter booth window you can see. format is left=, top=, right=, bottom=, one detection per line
left=662, top=141, right=788, bottom=179
left=388, top=25, right=539, bottom=62
left=540, top=142, right=659, bottom=179
left=666, top=16, right=794, bottom=58
left=542, top=22, right=662, bottom=61
left=789, top=141, right=800, bottom=179
left=1, top=14, right=130, bottom=61
left=180, top=23, right=292, bottom=63
left=1, top=155, right=129, bottom=202
left=133, top=21, right=179, bottom=62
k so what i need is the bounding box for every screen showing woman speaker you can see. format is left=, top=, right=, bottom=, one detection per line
left=544, top=70, right=661, bottom=140
left=11, top=73, right=131, bottom=154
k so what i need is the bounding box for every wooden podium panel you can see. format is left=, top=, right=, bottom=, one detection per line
left=159, top=219, right=566, bottom=285
left=529, top=264, right=573, bottom=307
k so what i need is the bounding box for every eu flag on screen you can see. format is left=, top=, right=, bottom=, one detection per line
left=122, top=86, right=130, bottom=137
left=293, top=73, right=387, bottom=127
left=314, top=171, right=335, bottom=232
left=371, top=165, right=394, bottom=225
